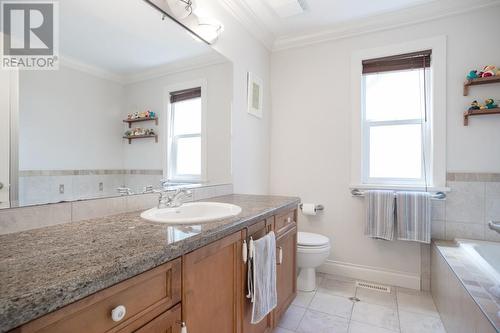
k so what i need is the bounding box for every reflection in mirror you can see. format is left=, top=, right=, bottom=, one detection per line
left=2, top=0, right=232, bottom=209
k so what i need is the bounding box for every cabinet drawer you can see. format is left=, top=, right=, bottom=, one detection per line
left=133, top=303, right=181, bottom=333
left=17, top=259, right=181, bottom=333
left=275, top=226, right=297, bottom=324
left=275, top=210, right=296, bottom=236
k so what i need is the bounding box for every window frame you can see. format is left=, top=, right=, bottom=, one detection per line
left=350, top=37, right=447, bottom=191
left=164, top=80, right=207, bottom=183
left=361, top=68, right=432, bottom=186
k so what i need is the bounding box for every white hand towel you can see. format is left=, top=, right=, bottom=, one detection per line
left=251, top=231, right=277, bottom=324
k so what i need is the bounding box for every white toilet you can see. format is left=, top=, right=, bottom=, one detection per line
left=297, top=232, right=331, bottom=292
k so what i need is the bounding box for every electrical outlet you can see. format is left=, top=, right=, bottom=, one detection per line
left=59, top=184, right=64, bottom=194
left=99, top=182, right=104, bottom=192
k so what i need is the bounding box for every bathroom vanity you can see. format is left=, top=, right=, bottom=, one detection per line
left=0, top=195, right=299, bottom=333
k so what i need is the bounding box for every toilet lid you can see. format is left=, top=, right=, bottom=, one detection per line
left=298, top=232, right=330, bottom=247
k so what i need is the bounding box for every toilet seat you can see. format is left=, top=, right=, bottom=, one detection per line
left=297, top=232, right=330, bottom=248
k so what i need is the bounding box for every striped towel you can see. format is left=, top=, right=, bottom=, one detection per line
left=365, top=190, right=395, bottom=241
left=396, top=192, right=431, bottom=243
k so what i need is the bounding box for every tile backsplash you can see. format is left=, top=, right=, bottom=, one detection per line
left=0, top=184, right=233, bottom=235
left=18, top=169, right=163, bottom=206
left=431, top=173, right=500, bottom=242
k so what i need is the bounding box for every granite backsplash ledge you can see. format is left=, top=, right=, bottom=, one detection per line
left=0, top=194, right=300, bottom=333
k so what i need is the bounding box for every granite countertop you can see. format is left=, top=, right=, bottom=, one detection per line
left=0, top=194, right=299, bottom=332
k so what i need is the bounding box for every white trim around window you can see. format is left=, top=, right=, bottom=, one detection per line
left=350, top=36, right=447, bottom=190
left=164, top=79, right=208, bottom=183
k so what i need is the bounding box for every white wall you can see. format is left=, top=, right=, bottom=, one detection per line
left=122, top=61, right=233, bottom=184
left=19, top=65, right=125, bottom=170
left=198, top=0, right=272, bottom=194
left=269, top=7, right=500, bottom=286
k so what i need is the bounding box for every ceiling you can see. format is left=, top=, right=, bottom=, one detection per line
left=59, top=0, right=220, bottom=75
left=240, top=0, right=437, bottom=37
left=220, top=0, right=500, bottom=50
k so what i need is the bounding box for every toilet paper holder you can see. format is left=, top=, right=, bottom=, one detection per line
left=299, top=203, right=324, bottom=212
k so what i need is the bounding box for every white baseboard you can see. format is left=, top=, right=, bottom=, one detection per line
left=318, top=260, right=421, bottom=290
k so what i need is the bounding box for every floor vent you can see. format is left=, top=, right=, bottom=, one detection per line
left=356, top=281, right=391, bottom=293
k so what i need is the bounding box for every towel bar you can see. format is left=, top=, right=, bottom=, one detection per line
left=350, top=189, right=446, bottom=200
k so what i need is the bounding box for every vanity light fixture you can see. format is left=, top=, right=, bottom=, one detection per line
left=193, top=18, right=223, bottom=44
left=166, top=0, right=195, bottom=19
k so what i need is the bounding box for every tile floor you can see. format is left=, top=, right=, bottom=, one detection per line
left=274, top=273, right=446, bottom=333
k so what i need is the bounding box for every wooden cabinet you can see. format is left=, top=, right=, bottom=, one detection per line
left=14, top=259, right=181, bottom=333
left=241, top=219, right=274, bottom=333
left=182, top=232, right=243, bottom=333
left=13, top=207, right=298, bottom=333
left=275, top=210, right=296, bottom=237
left=274, top=223, right=297, bottom=324
left=132, top=304, right=181, bottom=333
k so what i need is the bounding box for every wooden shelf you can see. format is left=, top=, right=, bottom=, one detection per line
left=463, top=108, right=500, bottom=126
left=123, top=134, right=158, bottom=144
left=123, top=117, right=158, bottom=128
left=463, top=76, right=500, bottom=96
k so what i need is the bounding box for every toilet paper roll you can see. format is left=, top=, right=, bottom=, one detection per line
left=301, top=203, right=316, bottom=216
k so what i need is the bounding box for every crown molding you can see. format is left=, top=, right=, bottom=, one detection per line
left=60, top=52, right=228, bottom=85
left=216, top=0, right=275, bottom=50
left=273, top=0, right=500, bottom=51
left=59, top=56, right=125, bottom=84
left=123, top=52, right=228, bottom=84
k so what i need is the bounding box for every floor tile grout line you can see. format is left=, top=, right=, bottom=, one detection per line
left=278, top=273, right=446, bottom=333
left=395, top=286, right=403, bottom=332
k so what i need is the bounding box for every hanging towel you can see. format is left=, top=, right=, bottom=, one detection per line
left=365, top=190, right=395, bottom=241
left=250, top=231, right=277, bottom=324
left=396, top=192, right=431, bottom=243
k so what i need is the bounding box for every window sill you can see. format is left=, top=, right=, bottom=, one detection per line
left=350, top=184, right=450, bottom=193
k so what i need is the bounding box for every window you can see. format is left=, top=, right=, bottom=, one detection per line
left=168, top=87, right=202, bottom=181
left=361, top=50, right=432, bottom=186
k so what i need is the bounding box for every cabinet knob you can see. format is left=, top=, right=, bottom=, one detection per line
left=177, top=321, right=188, bottom=333
left=277, top=247, right=283, bottom=265
left=111, top=305, right=126, bottom=322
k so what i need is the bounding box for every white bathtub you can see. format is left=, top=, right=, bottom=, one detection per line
left=459, top=239, right=500, bottom=285
left=432, top=241, right=500, bottom=333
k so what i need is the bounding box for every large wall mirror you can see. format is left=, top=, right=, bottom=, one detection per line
left=0, top=0, right=232, bottom=209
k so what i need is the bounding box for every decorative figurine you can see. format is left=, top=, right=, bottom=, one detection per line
left=481, top=65, right=497, bottom=78
left=485, top=98, right=498, bottom=109
left=469, top=100, right=480, bottom=111
left=466, top=70, right=478, bottom=80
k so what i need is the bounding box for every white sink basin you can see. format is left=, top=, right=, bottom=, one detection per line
left=140, top=202, right=242, bottom=224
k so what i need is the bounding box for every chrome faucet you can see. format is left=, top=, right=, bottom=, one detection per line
left=157, top=187, right=193, bottom=209
left=488, top=221, right=500, bottom=234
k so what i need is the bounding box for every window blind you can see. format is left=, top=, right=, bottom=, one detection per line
left=362, top=50, right=431, bottom=74
left=170, top=87, right=201, bottom=103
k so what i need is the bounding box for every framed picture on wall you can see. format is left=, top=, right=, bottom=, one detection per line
left=247, top=72, right=263, bottom=118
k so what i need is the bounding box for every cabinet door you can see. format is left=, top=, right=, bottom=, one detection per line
left=275, top=225, right=297, bottom=324
left=241, top=220, right=274, bottom=333
left=183, top=232, right=243, bottom=333
left=133, top=304, right=181, bottom=333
